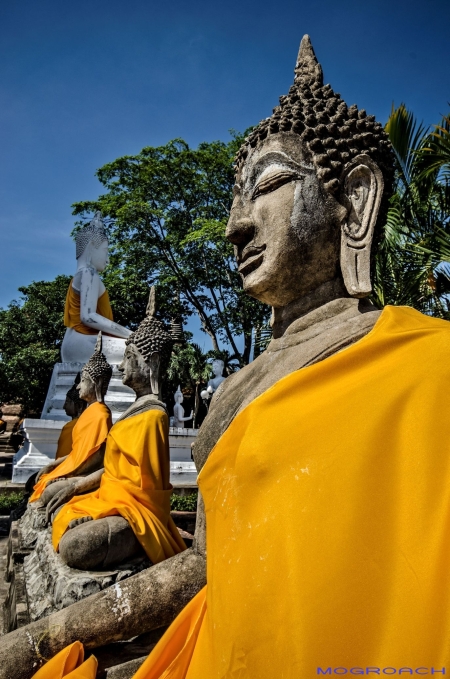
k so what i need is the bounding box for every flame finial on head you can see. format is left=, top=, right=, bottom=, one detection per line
left=126, top=287, right=172, bottom=364
left=294, top=35, right=323, bottom=89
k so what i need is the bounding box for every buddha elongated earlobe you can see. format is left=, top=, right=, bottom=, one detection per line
left=339, top=155, right=383, bottom=297
left=149, top=353, right=160, bottom=396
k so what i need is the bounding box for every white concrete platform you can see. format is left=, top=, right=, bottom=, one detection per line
left=13, top=421, right=198, bottom=485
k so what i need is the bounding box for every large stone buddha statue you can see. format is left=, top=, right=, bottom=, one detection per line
left=5, top=36, right=450, bottom=679
left=61, top=211, right=131, bottom=365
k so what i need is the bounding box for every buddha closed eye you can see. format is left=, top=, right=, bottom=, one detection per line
left=252, top=166, right=302, bottom=200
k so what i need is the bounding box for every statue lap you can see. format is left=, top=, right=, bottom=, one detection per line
left=59, top=515, right=143, bottom=570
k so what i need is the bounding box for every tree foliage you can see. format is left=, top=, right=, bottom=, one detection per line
left=72, top=133, right=270, bottom=365
left=373, top=105, right=450, bottom=316
left=0, top=276, right=71, bottom=414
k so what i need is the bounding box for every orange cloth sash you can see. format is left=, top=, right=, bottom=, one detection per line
left=64, top=279, right=113, bottom=334
left=134, top=305, right=450, bottom=677
left=31, top=641, right=97, bottom=679
left=30, top=402, right=112, bottom=502
left=55, top=418, right=78, bottom=460
left=52, top=409, right=187, bottom=563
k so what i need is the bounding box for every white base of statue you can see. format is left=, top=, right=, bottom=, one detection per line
left=13, top=421, right=199, bottom=485
left=12, top=419, right=65, bottom=484
left=41, top=362, right=135, bottom=422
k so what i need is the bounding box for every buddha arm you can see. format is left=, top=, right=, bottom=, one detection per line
left=36, top=455, right=67, bottom=481
left=77, top=267, right=131, bottom=338
left=65, top=443, right=106, bottom=478
left=46, top=468, right=105, bottom=523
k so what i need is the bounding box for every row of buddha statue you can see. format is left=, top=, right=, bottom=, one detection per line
left=30, top=288, right=186, bottom=570
left=26, top=207, right=226, bottom=570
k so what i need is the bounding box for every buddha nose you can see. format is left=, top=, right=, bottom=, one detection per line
left=226, top=216, right=255, bottom=245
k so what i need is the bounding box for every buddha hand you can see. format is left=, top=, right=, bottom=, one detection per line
left=45, top=482, right=78, bottom=525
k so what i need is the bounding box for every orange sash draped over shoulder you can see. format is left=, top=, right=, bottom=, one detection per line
left=133, top=306, right=450, bottom=678
left=30, top=403, right=112, bottom=502
left=31, top=641, right=97, bottom=679
left=55, top=418, right=78, bottom=460
left=52, top=409, right=187, bottom=563
left=64, top=279, right=113, bottom=334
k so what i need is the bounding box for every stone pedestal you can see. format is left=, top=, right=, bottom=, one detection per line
left=12, top=419, right=65, bottom=484
left=4, top=504, right=151, bottom=632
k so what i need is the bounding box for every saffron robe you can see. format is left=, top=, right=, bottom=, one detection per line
left=64, top=279, right=113, bottom=335
left=55, top=418, right=78, bottom=460
left=31, top=641, right=97, bottom=679
left=52, top=409, right=187, bottom=563
left=30, top=403, right=112, bottom=502
left=133, top=305, right=450, bottom=677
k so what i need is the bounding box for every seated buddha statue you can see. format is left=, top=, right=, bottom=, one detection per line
left=55, top=374, right=87, bottom=460
left=29, top=334, right=113, bottom=505
left=61, top=211, right=131, bottom=365
left=46, top=288, right=186, bottom=570
left=173, top=386, right=193, bottom=428
left=7, top=36, right=450, bottom=679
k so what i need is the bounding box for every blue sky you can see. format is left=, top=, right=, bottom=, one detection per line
left=0, top=0, right=449, bottom=346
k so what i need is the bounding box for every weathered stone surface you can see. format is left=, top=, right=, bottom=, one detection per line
left=0, top=546, right=205, bottom=679
left=23, top=527, right=149, bottom=623
left=4, top=507, right=150, bottom=634
left=105, top=657, right=146, bottom=678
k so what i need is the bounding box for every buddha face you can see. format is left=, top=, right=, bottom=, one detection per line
left=88, top=239, right=109, bottom=272
left=226, top=132, right=346, bottom=308
left=212, top=360, right=224, bottom=377
left=63, top=395, right=76, bottom=418
left=77, top=372, right=97, bottom=403
left=118, top=344, right=150, bottom=391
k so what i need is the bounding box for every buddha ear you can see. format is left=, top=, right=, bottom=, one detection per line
left=149, top=353, right=160, bottom=396
left=339, top=154, right=384, bottom=297
left=94, top=378, right=104, bottom=403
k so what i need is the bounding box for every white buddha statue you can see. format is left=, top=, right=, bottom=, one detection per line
left=61, top=212, right=131, bottom=364
left=173, top=386, right=193, bottom=429
left=201, top=359, right=226, bottom=402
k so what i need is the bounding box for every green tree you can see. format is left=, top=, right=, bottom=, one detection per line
left=0, top=276, right=70, bottom=415
left=72, top=133, right=270, bottom=365
left=373, top=105, right=450, bottom=316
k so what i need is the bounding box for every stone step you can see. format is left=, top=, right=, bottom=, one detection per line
left=104, top=656, right=147, bottom=679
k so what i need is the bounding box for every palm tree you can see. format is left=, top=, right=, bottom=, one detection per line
left=372, top=105, right=450, bottom=317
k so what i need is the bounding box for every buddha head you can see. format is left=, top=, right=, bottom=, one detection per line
left=78, top=333, right=113, bottom=403
left=75, top=211, right=109, bottom=272
left=226, top=36, right=394, bottom=310
left=174, top=386, right=184, bottom=405
left=212, top=359, right=224, bottom=378
left=64, top=373, right=88, bottom=418
left=120, top=287, right=173, bottom=398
